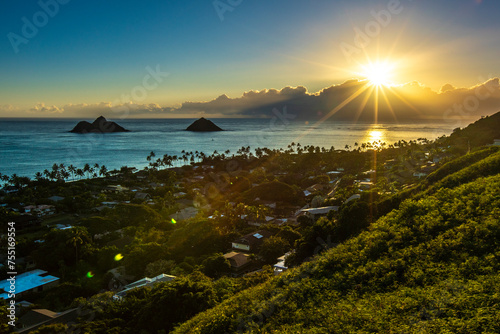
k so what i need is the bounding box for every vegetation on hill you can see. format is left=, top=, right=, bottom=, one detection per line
left=173, top=172, right=500, bottom=333
left=446, top=112, right=500, bottom=147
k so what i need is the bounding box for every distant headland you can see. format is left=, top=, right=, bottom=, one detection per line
left=70, top=116, right=129, bottom=133
left=186, top=117, right=223, bottom=132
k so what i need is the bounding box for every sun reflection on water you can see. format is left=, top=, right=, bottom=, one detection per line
left=364, top=129, right=387, bottom=144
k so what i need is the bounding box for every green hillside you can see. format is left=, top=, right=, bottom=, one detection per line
left=172, top=158, right=500, bottom=333
left=446, top=112, right=500, bottom=148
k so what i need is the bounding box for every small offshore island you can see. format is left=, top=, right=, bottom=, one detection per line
left=186, top=117, right=223, bottom=132
left=70, top=116, right=130, bottom=133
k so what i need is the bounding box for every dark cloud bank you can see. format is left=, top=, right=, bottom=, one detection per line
left=28, top=78, right=500, bottom=122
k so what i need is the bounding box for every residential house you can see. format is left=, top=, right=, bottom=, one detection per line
left=36, top=205, right=56, bottom=216
left=358, top=181, right=374, bottom=190
left=47, top=196, right=65, bottom=202
left=114, top=274, right=175, bottom=299
left=17, top=308, right=79, bottom=333
left=306, top=184, right=327, bottom=194
left=273, top=254, right=289, bottom=274
left=173, top=192, right=187, bottom=198
left=104, top=185, right=129, bottom=193
left=300, top=206, right=339, bottom=221
left=171, top=206, right=198, bottom=221
left=345, top=194, right=361, bottom=204
left=231, top=230, right=273, bottom=252
left=413, top=172, right=427, bottom=179
left=0, top=270, right=59, bottom=300
left=134, top=192, right=151, bottom=201
left=223, top=252, right=252, bottom=276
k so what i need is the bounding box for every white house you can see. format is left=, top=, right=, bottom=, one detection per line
left=114, top=274, right=175, bottom=299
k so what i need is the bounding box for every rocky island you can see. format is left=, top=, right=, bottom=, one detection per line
left=186, top=117, right=223, bottom=132
left=70, top=116, right=129, bottom=133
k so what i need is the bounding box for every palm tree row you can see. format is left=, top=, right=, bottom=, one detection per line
left=32, top=162, right=109, bottom=182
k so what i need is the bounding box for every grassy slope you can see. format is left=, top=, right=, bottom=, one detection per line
left=173, top=154, right=500, bottom=333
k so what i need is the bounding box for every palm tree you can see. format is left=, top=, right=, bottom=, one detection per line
left=83, top=163, right=91, bottom=179
left=66, top=227, right=87, bottom=262
left=99, top=165, right=108, bottom=177
left=68, top=164, right=76, bottom=181
left=76, top=168, right=84, bottom=180
left=147, top=151, right=156, bottom=162
left=34, top=172, right=43, bottom=181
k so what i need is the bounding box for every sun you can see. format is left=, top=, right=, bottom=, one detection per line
left=360, top=61, right=394, bottom=87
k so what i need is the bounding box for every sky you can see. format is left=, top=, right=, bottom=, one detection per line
left=1, top=0, right=500, bottom=119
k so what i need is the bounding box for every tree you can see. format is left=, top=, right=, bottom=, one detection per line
left=201, top=253, right=231, bottom=278
left=135, top=272, right=217, bottom=333
left=145, top=259, right=176, bottom=277
left=99, top=165, right=108, bottom=177
left=66, top=226, right=91, bottom=262
left=258, top=236, right=290, bottom=264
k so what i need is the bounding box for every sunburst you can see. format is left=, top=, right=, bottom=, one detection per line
left=359, top=61, right=394, bottom=87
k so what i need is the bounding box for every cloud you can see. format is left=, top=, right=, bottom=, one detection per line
left=0, top=104, right=21, bottom=114
left=29, top=103, right=63, bottom=114
left=440, top=83, right=456, bottom=93
left=9, top=78, right=500, bottom=122
left=175, top=86, right=308, bottom=116
left=25, top=102, right=176, bottom=118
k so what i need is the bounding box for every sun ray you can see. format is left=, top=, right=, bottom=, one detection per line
left=379, top=88, right=398, bottom=122
left=385, top=86, right=423, bottom=116
left=375, top=85, right=381, bottom=124
left=293, top=82, right=371, bottom=143
left=353, top=85, right=376, bottom=123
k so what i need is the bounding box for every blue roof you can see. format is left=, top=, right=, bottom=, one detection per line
left=0, top=270, right=59, bottom=299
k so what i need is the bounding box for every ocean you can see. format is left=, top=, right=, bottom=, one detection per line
left=0, top=118, right=463, bottom=179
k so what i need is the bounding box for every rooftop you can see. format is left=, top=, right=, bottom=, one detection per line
left=115, top=274, right=176, bottom=298
left=300, top=206, right=339, bottom=215
left=224, top=252, right=251, bottom=268
left=0, top=270, right=59, bottom=299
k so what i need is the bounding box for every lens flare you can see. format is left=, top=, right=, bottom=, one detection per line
left=114, top=253, right=124, bottom=261
left=171, top=218, right=177, bottom=224
left=86, top=271, right=94, bottom=278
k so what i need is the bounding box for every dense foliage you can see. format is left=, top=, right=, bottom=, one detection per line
left=173, top=169, right=500, bottom=333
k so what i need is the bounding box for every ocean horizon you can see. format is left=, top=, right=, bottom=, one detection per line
left=0, top=117, right=472, bottom=179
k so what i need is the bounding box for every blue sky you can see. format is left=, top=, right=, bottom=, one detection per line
left=1, top=0, right=500, bottom=117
